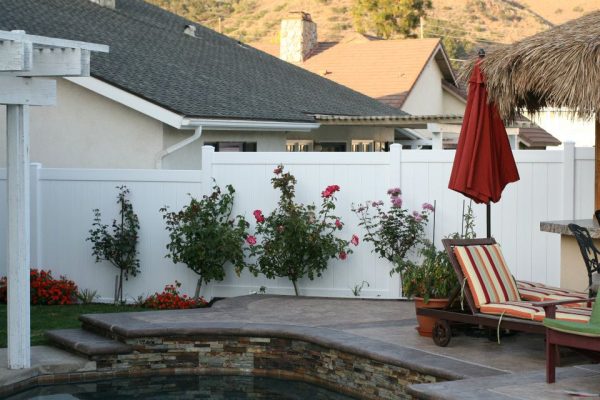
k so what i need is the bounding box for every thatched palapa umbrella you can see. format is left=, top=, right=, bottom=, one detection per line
left=474, top=11, right=600, bottom=209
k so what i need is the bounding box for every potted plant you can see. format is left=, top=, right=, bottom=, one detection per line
left=403, top=201, right=476, bottom=337
left=402, top=243, right=458, bottom=337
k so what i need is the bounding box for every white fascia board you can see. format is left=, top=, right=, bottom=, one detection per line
left=65, top=76, right=186, bottom=128
left=66, top=77, right=320, bottom=132
left=182, top=118, right=320, bottom=132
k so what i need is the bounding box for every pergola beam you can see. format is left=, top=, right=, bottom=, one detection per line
left=0, top=77, right=56, bottom=105
left=13, top=48, right=91, bottom=77
left=0, top=30, right=108, bottom=53
left=0, top=40, right=31, bottom=71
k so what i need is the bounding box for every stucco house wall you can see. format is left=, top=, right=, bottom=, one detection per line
left=401, top=59, right=445, bottom=116
left=0, top=78, right=394, bottom=170
left=0, top=78, right=164, bottom=169
left=161, top=127, right=287, bottom=170
left=441, top=89, right=467, bottom=115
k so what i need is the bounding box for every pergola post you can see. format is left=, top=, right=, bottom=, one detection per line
left=6, top=105, right=31, bottom=369
left=595, top=117, right=600, bottom=212
left=0, top=30, right=107, bottom=369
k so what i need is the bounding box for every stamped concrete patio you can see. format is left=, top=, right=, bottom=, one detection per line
left=3, top=295, right=600, bottom=399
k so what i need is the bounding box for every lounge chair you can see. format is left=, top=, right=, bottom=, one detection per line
left=417, top=238, right=593, bottom=347
left=543, top=298, right=600, bottom=383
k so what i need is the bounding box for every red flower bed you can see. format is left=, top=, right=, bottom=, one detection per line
left=143, top=281, right=207, bottom=309
left=0, top=269, right=78, bottom=305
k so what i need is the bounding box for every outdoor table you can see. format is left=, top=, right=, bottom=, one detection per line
left=540, top=219, right=600, bottom=291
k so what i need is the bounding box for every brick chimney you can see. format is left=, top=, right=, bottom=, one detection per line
left=280, top=12, right=317, bottom=63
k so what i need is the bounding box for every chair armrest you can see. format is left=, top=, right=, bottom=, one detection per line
left=530, top=298, right=595, bottom=308
left=530, top=298, right=595, bottom=319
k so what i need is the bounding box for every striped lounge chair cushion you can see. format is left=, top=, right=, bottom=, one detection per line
left=454, top=244, right=520, bottom=307
left=480, top=302, right=590, bottom=323
left=516, top=281, right=588, bottom=307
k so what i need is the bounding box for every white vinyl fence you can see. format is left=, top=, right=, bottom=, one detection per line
left=0, top=143, right=594, bottom=301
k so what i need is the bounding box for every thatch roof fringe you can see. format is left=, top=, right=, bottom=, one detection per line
left=465, top=11, right=600, bottom=121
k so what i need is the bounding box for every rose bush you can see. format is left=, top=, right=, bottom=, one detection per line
left=247, top=165, right=357, bottom=295
left=353, top=188, right=433, bottom=276
left=143, top=281, right=207, bottom=309
left=0, top=269, right=78, bottom=305
left=161, top=183, right=249, bottom=299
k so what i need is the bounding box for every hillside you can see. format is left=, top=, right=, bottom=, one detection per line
left=148, top=0, right=600, bottom=57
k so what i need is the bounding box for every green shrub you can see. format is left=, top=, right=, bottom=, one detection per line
left=161, top=183, right=249, bottom=299
left=88, top=186, right=140, bottom=304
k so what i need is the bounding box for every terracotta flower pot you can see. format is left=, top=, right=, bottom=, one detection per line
left=414, top=297, right=450, bottom=337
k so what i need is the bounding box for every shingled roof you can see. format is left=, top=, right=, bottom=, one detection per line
left=0, top=0, right=403, bottom=122
left=253, top=36, right=457, bottom=109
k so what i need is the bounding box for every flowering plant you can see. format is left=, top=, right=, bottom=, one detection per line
left=403, top=201, right=475, bottom=301
left=161, top=183, right=249, bottom=299
left=247, top=165, right=356, bottom=295
left=352, top=188, right=433, bottom=275
left=0, top=269, right=78, bottom=305
left=143, top=281, right=207, bottom=309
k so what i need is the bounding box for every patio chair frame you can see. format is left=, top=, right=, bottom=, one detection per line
left=417, top=238, right=593, bottom=346
left=544, top=298, right=600, bottom=383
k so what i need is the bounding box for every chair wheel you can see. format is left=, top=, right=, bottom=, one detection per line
left=433, top=320, right=452, bottom=347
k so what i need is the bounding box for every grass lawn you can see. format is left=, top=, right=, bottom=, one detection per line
left=0, top=304, right=148, bottom=347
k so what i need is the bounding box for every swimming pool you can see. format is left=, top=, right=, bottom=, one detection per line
left=5, top=374, right=357, bottom=399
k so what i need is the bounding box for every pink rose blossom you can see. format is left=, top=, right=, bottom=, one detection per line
left=422, top=202, right=434, bottom=212
left=387, top=187, right=402, bottom=197
left=412, top=211, right=423, bottom=222
left=351, top=234, right=359, bottom=246
left=339, top=251, right=347, bottom=260
left=335, top=219, right=343, bottom=229
left=253, top=209, right=265, bottom=223
left=391, top=196, right=403, bottom=208
left=246, top=235, right=257, bottom=246
left=273, top=166, right=282, bottom=175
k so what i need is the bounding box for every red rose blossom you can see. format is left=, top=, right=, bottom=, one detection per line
left=246, top=235, right=257, bottom=245
left=253, top=209, right=265, bottom=223
left=339, top=251, right=347, bottom=260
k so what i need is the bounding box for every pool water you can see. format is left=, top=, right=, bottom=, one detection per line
left=5, top=375, right=357, bottom=399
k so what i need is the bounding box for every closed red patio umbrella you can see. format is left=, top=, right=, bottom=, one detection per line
left=449, top=54, right=520, bottom=236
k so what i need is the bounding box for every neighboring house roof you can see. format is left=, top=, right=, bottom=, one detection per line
left=253, top=37, right=457, bottom=109
left=517, top=127, right=562, bottom=148
left=0, top=0, right=402, bottom=123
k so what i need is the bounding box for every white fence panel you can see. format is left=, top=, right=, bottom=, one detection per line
left=574, top=147, right=595, bottom=220
left=208, top=149, right=400, bottom=298
left=0, top=145, right=595, bottom=301
left=0, top=168, right=203, bottom=302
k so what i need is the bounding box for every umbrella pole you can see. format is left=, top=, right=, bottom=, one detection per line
left=487, top=203, right=491, bottom=238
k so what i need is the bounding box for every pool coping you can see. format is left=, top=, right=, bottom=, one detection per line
left=78, top=311, right=508, bottom=382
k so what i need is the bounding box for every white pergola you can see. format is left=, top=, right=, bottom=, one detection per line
left=0, top=30, right=108, bottom=369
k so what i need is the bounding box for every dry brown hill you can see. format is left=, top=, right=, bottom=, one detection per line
left=148, top=0, right=600, bottom=56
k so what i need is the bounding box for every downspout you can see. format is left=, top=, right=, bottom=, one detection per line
left=155, top=126, right=203, bottom=169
